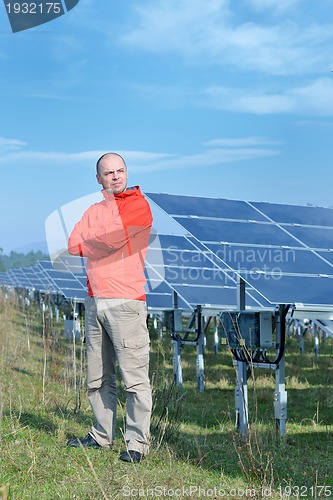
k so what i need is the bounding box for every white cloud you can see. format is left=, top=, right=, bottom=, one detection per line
left=131, top=147, right=279, bottom=173
left=121, top=0, right=230, bottom=56
left=0, top=141, right=279, bottom=172
left=0, top=137, right=27, bottom=151
left=203, top=78, right=333, bottom=115
left=132, top=76, right=333, bottom=115
left=120, top=0, right=333, bottom=76
left=204, top=137, right=283, bottom=147
left=0, top=149, right=101, bottom=165
left=289, top=78, right=333, bottom=115
left=246, top=0, right=304, bottom=15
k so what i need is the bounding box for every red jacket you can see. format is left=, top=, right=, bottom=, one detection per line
left=68, top=186, right=152, bottom=300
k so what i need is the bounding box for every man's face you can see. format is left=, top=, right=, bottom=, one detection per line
left=96, top=155, right=128, bottom=194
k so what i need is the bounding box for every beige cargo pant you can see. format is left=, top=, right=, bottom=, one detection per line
left=84, top=296, right=152, bottom=454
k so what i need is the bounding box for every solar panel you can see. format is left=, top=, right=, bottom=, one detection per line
left=145, top=232, right=269, bottom=310
left=20, top=266, right=51, bottom=292
left=37, top=259, right=87, bottom=300
left=146, top=193, right=333, bottom=309
left=5, top=193, right=332, bottom=312
left=9, top=268, right=33, bottom=288
left=173, top=218, right=303, bottom=247
left=250, top=200, right=333, bottom=226
left=0, top=271, right=14, bottom=287
left=147, top=192, right=267, bottom=221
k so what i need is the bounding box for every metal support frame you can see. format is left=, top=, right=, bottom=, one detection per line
left=173, top=338, right=183, bottom=386
left=213, top=316, right=219, bottom=354
left=274, top=359, right=287, bottom=436
left=196, top=306, right=205, bottom=393
left=230, top=278, right=289, bottom=436
left=234, top=277, right=248, bottom=433
left=235, top=359, right=249, bottom=435
left=171, top=291, right=183, bottom=386
left=274, top=304, right=287, bottom=436
left=167, top=295, right=208, bottom=392
left=64, top=298, right=81, bottom=340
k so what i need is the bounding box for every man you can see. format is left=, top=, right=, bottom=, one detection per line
left=67, top=152, right=153, bottom=463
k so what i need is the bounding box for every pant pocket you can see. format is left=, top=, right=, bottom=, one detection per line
left=122, top=334, right=150, bottom=370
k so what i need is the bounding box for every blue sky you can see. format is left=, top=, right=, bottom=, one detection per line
left=1, top=0, right=333, bottom=254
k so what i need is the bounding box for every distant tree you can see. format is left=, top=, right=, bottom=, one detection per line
left=0, top=247, right=5, bottom=272
left=0, top=249, right=50, bottom=271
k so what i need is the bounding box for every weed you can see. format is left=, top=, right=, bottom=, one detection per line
left=0, top=292, right=332, bottom=499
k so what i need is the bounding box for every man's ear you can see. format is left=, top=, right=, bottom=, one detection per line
left=96, top=173, right=101, bottom=185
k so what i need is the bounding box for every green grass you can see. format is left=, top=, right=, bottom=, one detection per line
left=0, top=292, right=332, bottom=499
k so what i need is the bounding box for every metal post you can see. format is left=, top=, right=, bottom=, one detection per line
left=314, top=325, right=319, bottom=358
left=274, top=358, right=287, bottom=436
left=297, top=321, right=304, bottom=354
left=235, top=361, right=248, bottom=435
left=171, top=291, right=182, bottom=386
left=213, top=316, right=219, bottom=354
left=172, top=290, right=178, bottom=309
left=235, top=276, right=248, bottom=434
left=237, top=276, right=246, bottom=311
left=173, top=339, right=183, bottom=386
left=196, top=306, right=204, bottom=393
left=274, top=305, right=287, bottom=436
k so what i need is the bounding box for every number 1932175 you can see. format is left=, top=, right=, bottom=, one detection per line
left=5, top=2, right=62, bottom=14
left=277, top=485, right=332, bottom=497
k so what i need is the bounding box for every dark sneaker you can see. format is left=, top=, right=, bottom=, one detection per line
left=67, top=434, right=100, bottom=448
left=119, top=450, right=142, bottom=463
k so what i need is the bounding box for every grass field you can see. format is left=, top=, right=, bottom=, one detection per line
left=0, top=291, right=332, bottom=499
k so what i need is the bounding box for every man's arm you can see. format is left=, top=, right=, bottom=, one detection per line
left=68, top=209, right=112, bottom=260
left=81, top=200, right=153, bottom=252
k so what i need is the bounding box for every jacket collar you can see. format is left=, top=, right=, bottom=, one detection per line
left=102, top=185, right=141, bottom=200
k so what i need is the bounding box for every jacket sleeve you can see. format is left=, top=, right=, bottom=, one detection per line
left=67, top=208, right=112, bottom=260
left=82, top=199, right=153, bottom=252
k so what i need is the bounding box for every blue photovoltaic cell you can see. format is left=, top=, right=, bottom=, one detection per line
left=144, top=274, right=174, bottom=294
left=9, top=269, right=32, bottom=288
left=157, top=235, right=199, bottom=251
left=239, top=273, right=333, bottom=306
left=158, top=248, right=218, bottom=269
left=147, top=192, right=267, bottom=221
left=205, top=244, right=333, bottom=275
left=169, top=285, right=257, bottom=308
left=317, top=251, right=333, bottom=266
left=50, top=278, right=83, bottom=289
left=0, top=272, right=14, bottom=286
left=174, top=218, right=302, bottom=247
left=21, top=267, right=48, bottom=291
left=251, top=201, right=333, bottom=227
left=144, top=267, right=193, bottom=310
left=55, top=253, right=86, bottom=275
left=162, top=266, right=233, bottom=287
left=38, top=260, right=55, bottom=270
left=36, top=260, right=87, bottom=299
left=146, top=292, right=190, bottom=310
left=75, top=276, right=87, bottom=287
left=283, top=226, right=333, bottom=250
left=145, top=294, right=173, bottom=309
left=59, top=288, right=87, bottom=300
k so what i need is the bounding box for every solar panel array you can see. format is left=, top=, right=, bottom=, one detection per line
left=1, top=193, right=333, bottom=312
left=146, top=193, right=333, bottom=309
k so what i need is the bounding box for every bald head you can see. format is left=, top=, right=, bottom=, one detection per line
left=96, top=152, right=128, bottom=194
left=96, top=152, right=127, bottom=175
